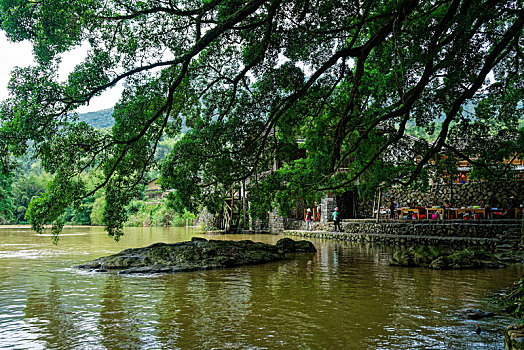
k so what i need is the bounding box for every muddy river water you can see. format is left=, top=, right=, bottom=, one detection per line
left=0, top=226, right=521, bottom=349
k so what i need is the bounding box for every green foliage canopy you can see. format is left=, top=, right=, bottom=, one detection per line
left=0, top=172, right=14, bottom=223
left=0, top=0, right=523, bottom=236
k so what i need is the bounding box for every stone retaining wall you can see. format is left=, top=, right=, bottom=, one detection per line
left=196, top=207, right=220, bottom=230
left=383, top=181, right=524, bottom=212
left=353, top=181, right=524, bottom=218
left=284, top=230, right=499, bottom=250
left=277, top=218, right=523, bottom=251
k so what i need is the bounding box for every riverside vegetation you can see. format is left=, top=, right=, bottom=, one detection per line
left=0, top=109, right=194, bottom=228
left=1, top=1, right=523, bottom=242
left=494, top=276, right=524, bottom=350
left=124, top=201, right=196, bottom=228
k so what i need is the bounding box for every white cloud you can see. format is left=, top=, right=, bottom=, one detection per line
left=0, top=32, right=35, bottom=101
left=0, top=31, right=122, bottom=113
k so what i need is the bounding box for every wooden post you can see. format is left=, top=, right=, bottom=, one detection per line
left=450, top=182, right=454, bottom=205
left=231, top=186, right=234, bottom=232
left=352, top=191, right=357, bottom=218
left=372, top=193, right=376, bottom=220
left=242, top=179, right=246, bottom=231
left=376, top=187, right=382, bottom=223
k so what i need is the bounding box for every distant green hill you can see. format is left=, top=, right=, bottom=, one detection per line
left=76, top=107, right=191, bottom=132
left=77, top=108, right=114, bottom=129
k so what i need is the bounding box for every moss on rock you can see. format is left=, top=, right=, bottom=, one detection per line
left=389, top=246, right=521, bottom=269
left=505, top=324, right=524, bottom=350
left=77, top=237, right=316, bottom=274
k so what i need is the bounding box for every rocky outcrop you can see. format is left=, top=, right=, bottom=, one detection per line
left=505, top=324, right=524, bottom=350
left=276, top=237, right=318, bottom=253
left=497, top=277, right=524, bottom=317
left=388, top=246, right=523, bottom=269
left=492, top=276, right=524, bottom=349
left=429, top=249, right=506, bottom=269
left=76, top=237, right=316, bottom=274
left=456, top=309, right=496, bottom=320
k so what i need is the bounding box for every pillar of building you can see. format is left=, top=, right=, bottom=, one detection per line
left=321, top=196, right=337, bottom=223
left=268, top=206, right=284, bottom=234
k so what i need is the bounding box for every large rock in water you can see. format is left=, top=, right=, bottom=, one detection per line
left=77, top=237, right=316, bottom=274
left=276, top=237, right=318, bottom=253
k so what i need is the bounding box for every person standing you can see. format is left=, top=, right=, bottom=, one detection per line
left=333, top=207, right=341, bottom=232
left=389, top=198, right=397, bottom=219
left=508, top=196, right=518, bottom=218
left=305, top=208, right=312, bottom=231
left=480, top=199, right=491, bottom=219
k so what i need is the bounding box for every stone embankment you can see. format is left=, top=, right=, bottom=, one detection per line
left=505, top=324, right=524, bottom=350
left=279, top=219, right=522, bottom=251
left=386, top=181, right=524, bottom=213
left=77, top=237, right=316, bottom=274
left=495, top=277, right=524, bottom=349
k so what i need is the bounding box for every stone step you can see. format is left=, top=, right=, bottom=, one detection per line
left=497, top=244, right=518, bottom=248
left=501, top=233, right=521, bottom=238
left=496, top=244, right=519, bottom=252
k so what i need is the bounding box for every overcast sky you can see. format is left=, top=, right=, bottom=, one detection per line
left=0, top=32, right=121, bottom=113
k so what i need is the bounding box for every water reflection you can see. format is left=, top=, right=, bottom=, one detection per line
left=162, top=270, right=255, bottom=349
left=99, top=276, right=142, bottom=349
left=25, top=278, right=80, bottom=349
left=155, top=276, right=183, bottom=349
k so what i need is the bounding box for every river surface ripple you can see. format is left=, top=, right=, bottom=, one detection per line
left=0, top=226, right=521, bottom=349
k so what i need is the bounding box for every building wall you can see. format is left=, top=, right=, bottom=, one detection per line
left=360, top=181, right=524, bottom=216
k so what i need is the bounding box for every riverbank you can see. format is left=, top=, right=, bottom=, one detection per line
left=495, top=275, right=524, bottom=349
left=274, top=218, right=523, bottom=252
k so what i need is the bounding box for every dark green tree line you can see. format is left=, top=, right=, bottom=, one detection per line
left=0, top=172, right=14, bottom=223
left=0, top=0, right=523, bottom=238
